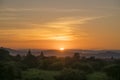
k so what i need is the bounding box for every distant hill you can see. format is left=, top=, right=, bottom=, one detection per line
left=0, top=47, right=17, bottom=53
left=0, top=47, right=120, bottom=58
left=92, top=51, right=120, bottom=58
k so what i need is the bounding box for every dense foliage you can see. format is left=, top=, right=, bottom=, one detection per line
left=0, top=48, right=120, bottom=80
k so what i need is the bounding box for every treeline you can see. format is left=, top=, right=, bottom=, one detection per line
left=0, top=48, right=120, bottom=80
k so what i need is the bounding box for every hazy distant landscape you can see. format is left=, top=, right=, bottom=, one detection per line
left=3, top=47, right=120, bottom=58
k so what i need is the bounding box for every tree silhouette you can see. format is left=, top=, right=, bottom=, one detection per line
left=0, top=48, right=10, bottom=61
left=73, top=53, right=80, bottom=61
left=23, top=50, right=38, bottom=68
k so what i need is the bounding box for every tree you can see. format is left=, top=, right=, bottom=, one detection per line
left=0, top=48, right=10, bottom=61
left=87, top=72, right=108, bottom=80
left=73, top=53, right=80, bottom=61
left=22, top=69, right=43, bottom=80
left=50, top=61, right=64, bottom=70
left=23, top=50, right=38, bottom=68
left=88, top=59, right=106, bottom=71
left=88, top=56, right=96, bottom=61
left=71, top=62, right=94, bottom=74
left=14, top=54, right=22, bottom=62
left=0, top=61, right=22, bottom=80
left=64, top=56, right=72, bottom=68
left=55, top=68, right=86, bottom=80
left=103, top=64, right=120, bottom=80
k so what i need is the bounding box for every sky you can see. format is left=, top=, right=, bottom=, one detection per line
left=0, top=0, right=120, bottom=50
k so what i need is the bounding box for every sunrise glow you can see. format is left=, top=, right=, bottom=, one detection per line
left=60, top=48, right=65, bottom=51
left=0, top=0, right=120, bottom=50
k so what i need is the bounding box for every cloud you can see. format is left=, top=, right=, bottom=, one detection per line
left=0, top=17, right=16, bottom=20
left=0, top=8, right=86, bottom=12
left=0, top=13, right=109, bottom=41
left=99, top=6, right=120, bottom=11
left=26, top=16, right=105, bottom=41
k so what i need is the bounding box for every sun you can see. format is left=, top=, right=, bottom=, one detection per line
left=60, top=48, right=65, bottom=51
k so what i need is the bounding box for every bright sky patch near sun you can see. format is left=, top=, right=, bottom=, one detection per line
left=0, top=0, right=120, bottom=49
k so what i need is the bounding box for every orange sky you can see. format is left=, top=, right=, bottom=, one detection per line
left=0, top=0, right=120, bottom=49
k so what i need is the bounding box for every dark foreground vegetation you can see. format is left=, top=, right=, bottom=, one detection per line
left=0, top=48, right=120, bottom=80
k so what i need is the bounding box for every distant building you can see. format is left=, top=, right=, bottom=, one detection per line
left=38, top=51, right=45, bottom=59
